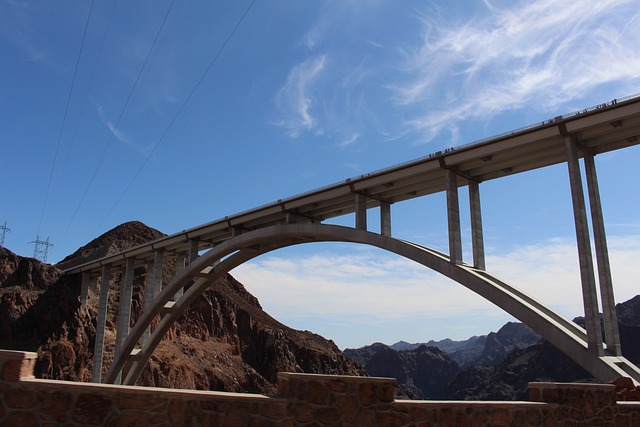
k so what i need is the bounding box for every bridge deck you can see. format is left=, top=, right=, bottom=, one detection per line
left=61, top=95, right=640, bottom=275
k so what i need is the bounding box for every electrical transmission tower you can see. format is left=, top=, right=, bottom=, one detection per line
left=29, top=235, right=53, bottom=262
left=0, top=221, right=10, bottom=247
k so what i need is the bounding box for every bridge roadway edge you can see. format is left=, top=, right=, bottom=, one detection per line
left=102, top=224, right=640, bottom=387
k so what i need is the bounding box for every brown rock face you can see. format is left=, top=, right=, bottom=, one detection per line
left=0, top=221, right=365, bottom=394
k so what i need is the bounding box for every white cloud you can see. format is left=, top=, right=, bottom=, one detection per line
left=95, top=104, right=131, bottom=145
left=338, top=133, right=360, bottom=150
left=398, top=0, right=640, bottom=139
left=275, top=55, right=327, bottom=137
left=232, top=234, right=640, bottom=347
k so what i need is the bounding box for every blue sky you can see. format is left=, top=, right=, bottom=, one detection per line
left=1, top=0, right=639, bottom=349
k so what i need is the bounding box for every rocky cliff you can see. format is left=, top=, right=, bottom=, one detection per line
left=0, top=221, right=365, bottom=394
left=346, top=302, right=640, bottom=400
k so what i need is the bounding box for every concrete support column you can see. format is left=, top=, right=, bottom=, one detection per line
left=142, top=250, right=165, bottom=347
left=80, top=272, right=90, bottom=305
left=151, top=249, right=164, bottom=300
left=380, top=202, right=392, bottom=237
left=92, top=264, right=111, bottom=383
left=174, top=252, right=186, bottom=300
left=189, top=238, right=199, bottom=264
left=114, top=258, right=135, bottom=384
left=565, top=135, right=604, bottom=356
left=584, top=152, right=621, bottom=355
left=89, top=275, right=98, bottom=296
left=142, top=259, right=154, bottom=347
left=355, top=193, right=367, bottom=231
left=115, top=259, right=135, bottom=357
left=445, top=169, right=463, bottom=265
left=469, top=181, right=486, bottom=270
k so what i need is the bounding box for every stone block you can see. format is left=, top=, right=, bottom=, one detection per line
left=118, top=392, right=167, bottom=410
left=260, top=402, right=287, bottom=420
left=225, top=401, right=250, bottom=425
left=328, top=378, right=347, bottom=393
left=358, top=382, right=377, bottom=407
left=354, top=408, right=376, bottom=426
left=113, top=410, right=150, bottom=427
left=377, top=410, right=407, bottom=427
left=293, top=403, right=315, bottom=423
left=169, top=399, right=192, bottom=427
left=490, top=408, right=511, bottom=426
left=40, top=391, right=69, bottom=422
left=73, top=393, right=113, bottom=425
left=2, top=410, right=38, bottom=426
left=316, top=407, right=339, bottom=425
left=307, top=380, right=330, bottom=405
left=5, top=388, right=36, bottom=409
left=334, top=394, right=358, bottom=421
left=0, top=350, right=36, bottom=382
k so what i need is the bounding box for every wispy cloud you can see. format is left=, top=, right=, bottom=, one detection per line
left=95, top=103, right=130, bottom=145
left=0, top=1, right=54, bottom=66
left=275, top=55, right=327, bottom=137
left=338, top=133, right=360, bottom=150
left=398, top=0, right=640, bottom=139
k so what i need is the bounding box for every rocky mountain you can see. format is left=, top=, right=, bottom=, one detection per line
left=445, top=340, right=595, bottom=400
left=346, top=298, right=640, bottom=401
left=0, top=221, right=364, bottom=394
left=387, top=322, right=540, bottom=369
left=344, top=344, right=459, bottom=399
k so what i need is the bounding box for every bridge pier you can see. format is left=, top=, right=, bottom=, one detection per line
left=584, top=152, right=621, bottom=355
left=565, top=135, right=605, bottom=356
left=469, top=180, right=485, bottom=270
left=174, top=252, right=186, bottom=300
left=92, top=264, right=111, bottom=383
left=355, top=193, right=367, bottom=230
left=80, top=272, right=91, bottom=305
left=114, top=258, right=135, bottom=384
left=142, top=250, right=164, bottom=347
left=380, top=201, right=391, bottom=237
left=445, top=169, right=463, bottom=265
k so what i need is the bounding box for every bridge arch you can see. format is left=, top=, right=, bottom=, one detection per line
left=105, top=223, right=639, bottom=385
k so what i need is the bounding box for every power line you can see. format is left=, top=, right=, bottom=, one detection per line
left=28, top=235, right=54, bottom=262
left=60, top=0, right=119, bottom=176
left=0, top=221, right=10, bottom=247
left=58, top=0, right=177, bottom=247
left=92, top=0, right=257, bottom=235
left=36, top=0, right=96, bottom=236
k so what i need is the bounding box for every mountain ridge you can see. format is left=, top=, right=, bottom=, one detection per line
left=1, top=220, right=365, bottom=393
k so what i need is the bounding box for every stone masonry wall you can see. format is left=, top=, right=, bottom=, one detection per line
left=1, top=349, right=639, bottom=426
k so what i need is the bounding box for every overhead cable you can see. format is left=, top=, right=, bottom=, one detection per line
left=36, top=0, right=96, bottom=237
left=92, top=0, right=257, bottom=236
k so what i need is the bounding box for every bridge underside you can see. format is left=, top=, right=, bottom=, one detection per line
left=104, top=224, right=640, bottom=387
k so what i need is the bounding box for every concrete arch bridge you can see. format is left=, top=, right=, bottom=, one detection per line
left=62, top=96, right=640, bottom=387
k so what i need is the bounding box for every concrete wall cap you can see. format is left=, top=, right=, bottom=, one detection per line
left=0, top=350, right=37, bottom=360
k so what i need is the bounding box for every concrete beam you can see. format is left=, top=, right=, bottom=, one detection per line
left=114, top=257, right=135, bottom=384
left=469, top=181, right=485, bottom=270
left=355, top=193, right=367, bottom=231
left=565, top=135, right=604, bottom=356
left=188, top=238, right=199, bottom=264
left=174, top=252, right=186, bottom=301
left=584, top=153, right=621, bottom=355
left=141, top=260, right=154, bottom=347
left=92, top=264, right=111, bottom=383
left=445, top=169, right=463, bottom=264
left=80, top=272, right=90, bottom=305
left=380, top=202, right=391, bottom=237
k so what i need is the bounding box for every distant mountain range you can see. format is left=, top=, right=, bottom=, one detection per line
left=344, top=295, right=640, bottom=400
